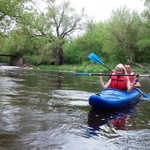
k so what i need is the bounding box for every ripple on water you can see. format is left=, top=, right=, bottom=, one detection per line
left=50, top=90, right=93, bottom=107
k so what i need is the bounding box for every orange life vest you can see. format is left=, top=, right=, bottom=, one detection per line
left=128, top=72, right=134, bottom=83
left=110, top=75, right=127, bottom=90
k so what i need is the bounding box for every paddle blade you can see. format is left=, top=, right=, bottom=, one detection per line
left=88, top=52, right=112, bottom=71
left=135, top=88, right=150, bottom=98
left=88, top=53, right=104, bottom=65
left=141, top=92, right=150, bottom=98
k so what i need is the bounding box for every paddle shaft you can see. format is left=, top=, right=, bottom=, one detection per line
left=70, top=73, right=150, bottom=77
left=88, top=53, right=150, bottom=78
left=102, top=64, right=112, bottom=71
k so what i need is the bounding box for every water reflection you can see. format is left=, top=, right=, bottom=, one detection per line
left=87, top=99, right=139, bottom=137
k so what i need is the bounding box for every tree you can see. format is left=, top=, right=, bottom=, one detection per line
left=63, top=21, right=108, bottom=64
left=0, top=0, right=86, bottom=65
left=43, top=0, right=85, bottom=65
left=0, top=0, right=30, bottom=35
left=136, top=0, right=150, bottom=62
left=142, top=0, right=150, bottom=23
left=0, top=0, right=52, bottom=63
left=103, top=5, right=150, bottom=72
left=106, top=7, right=141, bottom=63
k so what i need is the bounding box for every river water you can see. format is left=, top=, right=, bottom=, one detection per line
left=0, top=68, right=150, bottom=150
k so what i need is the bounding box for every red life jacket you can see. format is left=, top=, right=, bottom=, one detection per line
left=128, top=72, right=134, bottom=83
left=111, top=118, right=125, bottom=130
left=110, top=75, right=127, bottom=90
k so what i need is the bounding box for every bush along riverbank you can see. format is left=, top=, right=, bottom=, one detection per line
left=33, top=63, right=149, bottom=74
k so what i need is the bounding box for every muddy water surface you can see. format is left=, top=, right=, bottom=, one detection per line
left=0, top=68, right=150, bottom=150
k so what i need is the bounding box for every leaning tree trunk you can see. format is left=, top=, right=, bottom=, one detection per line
left=56, top=43, right=64, bottom=65
left=132, top=62, right=150, bottom=73
left=126, top=46, right=134, bottom=64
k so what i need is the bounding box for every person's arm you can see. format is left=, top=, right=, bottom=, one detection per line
left=129, top=79, right=141, bottom=88
left=133, top=73, right=141, bottom=88
left=127, top=75, right=139, bottom=92
left=99, top=73, right=111, bottom=89
left=135, top=80, right=141, bottom=88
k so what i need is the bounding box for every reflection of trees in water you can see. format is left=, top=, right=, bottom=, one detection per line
left=88, top=101, right=139, bottom=132
left=55, top=72, right=63, bottom=89
left=141, top=79, right=150, bottom=93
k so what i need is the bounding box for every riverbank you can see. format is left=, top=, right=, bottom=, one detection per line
left=0, top=63, right=149, bottom=74
left=33, top=64, right=149, bottom=74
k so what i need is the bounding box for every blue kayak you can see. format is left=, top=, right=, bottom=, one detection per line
left=89, top=88, right=140, bottom=110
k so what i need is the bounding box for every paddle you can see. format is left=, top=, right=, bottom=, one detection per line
left=70, top=73, right=150, bottom=77
left=88, top=53, right=112, bottom=71
left=135, top=88, right=150, bottom=98
left=88, top=52, right=150, bottom=99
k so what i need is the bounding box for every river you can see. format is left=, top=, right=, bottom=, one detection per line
left=0, top=67, right=150, bottom=150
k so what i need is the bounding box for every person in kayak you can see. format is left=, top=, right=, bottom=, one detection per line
left=99, top=63, right=139, bottom=92
left=124, top=64, right=141, bottom=88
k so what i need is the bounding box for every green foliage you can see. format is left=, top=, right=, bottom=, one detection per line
left=34, top=64, right=81, bottom=72
left=0, top=0, right=149, bottom=70
left=64, top=22, right=109, bottom=64
left=77, top=23, right=106, bottom=56
left=23, top=55, right=41, bottom=65
left=1, top=29, right=32, bottom=56
left=105, top=7, right=141, bottom=63
left=0, top=56, right=11, bottom=63
left=34, top=62, right=148, bottom=74
left=63, top=40, right=85, bottom=64
left=135, top=0, right=150, bottom=63
left=0, top=0, right=29, bottom=34
left=136, top=38, right=150, bottom=62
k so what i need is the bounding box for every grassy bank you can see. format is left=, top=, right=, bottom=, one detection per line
left=33, top=63, right=148, bottom=73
